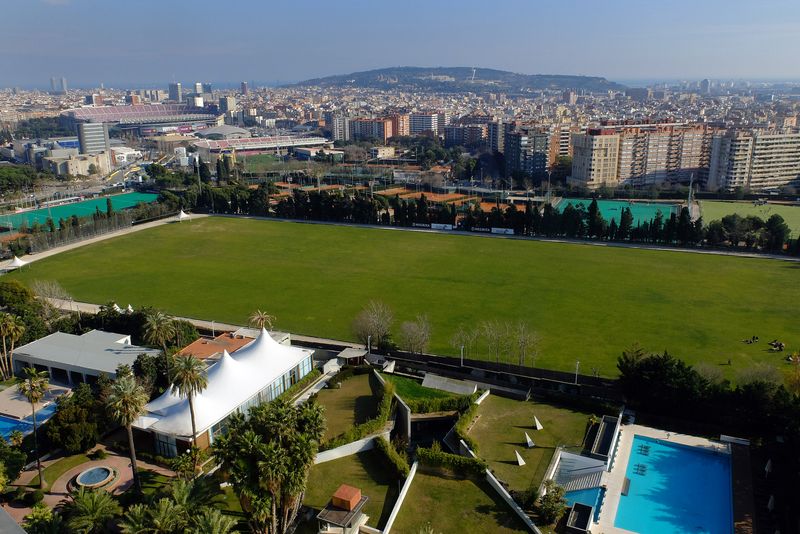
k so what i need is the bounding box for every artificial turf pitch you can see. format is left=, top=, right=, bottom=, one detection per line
left=10, top=216, right=799, bottom=377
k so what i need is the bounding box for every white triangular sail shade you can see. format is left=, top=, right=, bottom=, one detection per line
left=177, top=210, right=191, bottom=221
left=515, top=450, right=526, bottom=466
left=534, top=415, right=543, bottom=430
left=9, top=256, right=28, bottom=268
left=525, top=432, right=535, bottom=448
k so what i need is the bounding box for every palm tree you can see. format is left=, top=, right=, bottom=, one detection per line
left=144, top=310, right=177, bottom=382
left=60, top=488, right=122, bottom=534
left=17, top=367, right=49, bottom=489
left=171, top=354, right=208, bottom=452
left=0, top=313, right=25, bottom=380
left=148, top=498, right=187, bottom=533
left=119, top=504, right=150, bottom=534
left=190, top=508, right=237, bottom=534
left=106, top=375, right=148, bottom=493
left=249, top=309, right=275, bottom=330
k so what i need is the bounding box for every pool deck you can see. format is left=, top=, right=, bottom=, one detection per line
left=0, top=384, right=69, bottom=419
left=593, top=423, right=730, bottom=534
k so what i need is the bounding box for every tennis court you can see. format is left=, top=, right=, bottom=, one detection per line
left=0, top=192, right=158, bottom=229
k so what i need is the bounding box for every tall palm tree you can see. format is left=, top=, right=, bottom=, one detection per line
left=148, top=498, right=187, bottom=533
left=60, top=488, right=122, bottom=534
left=144, top=310, right=177, bottom=382
left=0, top=313, right=25, bottom=380
left=119, top=504, right=150, bottom=534
left=17, top=367, right=49, bottom=489
left=190, top=508, right=237, bottom=534
left=106, top=375, right=148, bottom=493
left=171, top=354, right=208, bottom=451
left=248, top=309, right=275, bottom=330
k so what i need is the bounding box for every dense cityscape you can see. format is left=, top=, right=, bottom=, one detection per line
left=0, top=2, right=798, bottom=534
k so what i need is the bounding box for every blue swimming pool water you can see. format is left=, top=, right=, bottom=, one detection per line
left=565, top=487, right=602, bottom=508
left=0, top=402, right=59, bottom=441
left=558, top=199, right=678, bottom=226
left=615, top=435, right=732, bottom=534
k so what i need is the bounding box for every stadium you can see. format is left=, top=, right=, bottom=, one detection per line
left=192, top=135, right=329, bottom=159
left=60, top=103, right=222, bottom=135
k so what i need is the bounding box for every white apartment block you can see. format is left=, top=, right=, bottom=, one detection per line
left=569, top=130, right=620, bottom=188
left=708, top=130, right=800, bottom=191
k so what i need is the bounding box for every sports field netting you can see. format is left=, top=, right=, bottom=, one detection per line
left=0, top=192, right=158, bottom=229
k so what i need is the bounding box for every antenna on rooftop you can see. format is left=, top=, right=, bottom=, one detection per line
left=471, top=67, right=477, bottom=82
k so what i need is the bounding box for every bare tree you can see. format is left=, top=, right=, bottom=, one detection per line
left=352, top=300, right=394, bottom=350
left=514, top=321, right=540, bottom=367
left=398, top=314, right=431, bottom=355
left=29, top=279, right=73, bottom=325
left=481, top=320, right=504, bottom=364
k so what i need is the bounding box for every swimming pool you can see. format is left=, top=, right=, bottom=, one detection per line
left=557, top=199, right=678, bottom=226
left=0, top=192, right=158, bottom=229
left=0, top=402, right=59, bottom=441
left=615, top=435, right=732, bottom=534
left=565, top=487, right=604, bottom=522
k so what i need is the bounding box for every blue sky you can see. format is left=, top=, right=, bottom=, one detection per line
left=3, top=0, right=800, bottom=88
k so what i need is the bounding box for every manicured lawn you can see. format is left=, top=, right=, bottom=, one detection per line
left=392, top=471, right=528, bottom=533
left=314, top=374, right=377, bottom=442
left=380, top=373, right=455, bottom=403
left=30, top=453, right=91, bottom=490
left=468, top=395, right=591, bottom=493
left=10, top=216, right=800, bottom=377
left=700, top=200, right=800, bottom=237
left=303, top=450, right=399, bottom=529
left=138, top=469, right=173, bottom=498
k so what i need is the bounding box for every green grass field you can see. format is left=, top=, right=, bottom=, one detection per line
left=314, top=374, right=376, bottom=442
left=468, top=396, right=590, bottom=493
left=380, top=373, right=456, bottom=403
left=699, top=201, right=800, bottom=237
left=392, top=471, right=528, bottom=533
left=10, top=217, right=800, bottom=377
left=304, top=450, right=399, bottom=528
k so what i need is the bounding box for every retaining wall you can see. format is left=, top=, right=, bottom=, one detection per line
left=314, top=431, right=390, bottom=464
left=382, top=460, right=418, bottom=534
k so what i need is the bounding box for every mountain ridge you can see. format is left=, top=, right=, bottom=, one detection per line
left=294, top=66, right=626, bottom=93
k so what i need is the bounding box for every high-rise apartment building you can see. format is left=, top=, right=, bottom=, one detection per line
left=325, top=114, right=350, bottom=141
left=548, top=124, right=581, bottom=165
left=505, top=130, right=550, bottom=179
left=240, top=81, right=249, bottom=95
left=194, top=82, right=203, bottom=95
left=488, top=120, right=505, bottom=154
left=168, top=82, right=183, bottom=103
left=50, top=77, right=67, bottom=95
left=349, top=118, right=393, bottom=143
left=569, top=129, right=620, bottom=188
left=77, top=122, right=110, bottom=156
left=708, top=130, right=800, bottom=191
left=388, top=114, right=410, bottom=137
left=410, top=113, right=439, bottom=135
left=443, top=125, right=488, bottom=148
left=220, top=96, right=237, bottom=113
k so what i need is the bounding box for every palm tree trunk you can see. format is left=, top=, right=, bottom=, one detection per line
left=126, top=424, right=141, bottom=493
left=0, top=336, right=8, bottom=380
left=8, top=339, right=16, bottom=380
left=162, top=343, right=171, bottom=385
left=188, top=394, right=198, bottom=472
left=31, top=401, right=44, bottom=489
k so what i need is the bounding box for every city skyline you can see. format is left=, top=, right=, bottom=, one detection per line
left=3, top=0, right=800, bottom=88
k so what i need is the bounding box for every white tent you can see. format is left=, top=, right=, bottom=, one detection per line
left=125, top=304, right=134, bottom=314
left=8, top=256, right=29, bottom=269
left=112, top=303, right=122, bottom=313
left=177, top=210, right=191, bottom=222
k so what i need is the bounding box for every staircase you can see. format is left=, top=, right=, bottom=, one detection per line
left=562, top=470, right=604, bottom=492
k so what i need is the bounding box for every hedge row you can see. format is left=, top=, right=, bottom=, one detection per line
left=374, top=436, right=410, bottom=478
left=327, top=365, right=372, bottom=388
left=321, top=376, right=396, bottom=451
left=453, top=401, right=481, bottom=453
left=416, top=442, right=487, bottom=476
left=405, top=392, right=478, bottom=414
left=280, top=368, right=322, bottom=401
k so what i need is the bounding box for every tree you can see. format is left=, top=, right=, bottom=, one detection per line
left=764, top=214, right=790, bottom=252
left=213, top=399, right=325, bottom=534
left=198, top=160, right=212, bottom=183
left=17, top=367, right=49, bottom=489
left=617, top=208, right=633, bottom=240
left=537, top=479, right=566, bottom=524
left=249, top=309, right=276, bottom=330
left=190, top=508, right=237, bottom=534
left=171, top=354, right=208, bottom=456
left=105, top=197, right=113, bottom=218
left=352, top=300, right=394, bottom=350
left=106, top=375, right=148, bottom=493
left=398, top=314, right=431, bottom=355
left=46, top=383, right=102, bottom=453
left=0, top=313, right=25, bottom=380
left=586, top=199, right=606, bottom=238
left=60, top=488, right=122, bottom=534
left=24, top=503, right=66, bottom=534
left=513, top=322, right=539, bottom=366
left=143, top=310, right=177, bottom=382
left=87, top=163, right=98, bottom=176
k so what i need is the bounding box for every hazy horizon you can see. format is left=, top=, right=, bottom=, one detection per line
left=3, top=0, right=800, bottom=88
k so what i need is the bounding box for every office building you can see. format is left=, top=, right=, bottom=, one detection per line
left=569, top=129, right=621, bottom=188
left=50, top=76, right=67, bottom=95
left=168, top=82, right=183, bottom=103
left=700, top=79, right=711, bottom=95
left=349, top=118, right=393, bottom=143
left=410, top=112, right=439, bottom=135
left=708, top=130, right=800, bottom=191
left=77, top=122, right=110, bottom=155
left=241, top=81, right=249, bottom=95
left=220, top=96, right=237, bottom=113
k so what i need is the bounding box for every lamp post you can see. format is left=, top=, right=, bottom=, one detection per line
left=575, top=360, right=580, bottom=385
left=460, top=345, right=465, bottom=367
left=367, top=334, right=371, bottom=356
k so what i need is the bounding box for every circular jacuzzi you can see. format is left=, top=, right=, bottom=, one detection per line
left=75, top=466, right=115, bottom=489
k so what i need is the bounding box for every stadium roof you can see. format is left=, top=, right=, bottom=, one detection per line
left=134, top=328, right=313, bottom=438
left=195, top=124, right=250, bottom=139
left=62, top=104, right=219, bottom=125
left=192, top=135, right=328, bottom=151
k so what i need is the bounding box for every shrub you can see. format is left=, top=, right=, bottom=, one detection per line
left=537, top=479, right=567, bottom=524
left=416, top=441, right=486, bottom=476
left=405, top=393, right=477, bottom=414
left=453, top=401, right=480, bottom=453
left=27, top=489, right=44, bottom=506
left=279, top=369, right=321, bottom=401
left=374, top=436, right=410, bottom=478
left=88, top=449, right=108, bottom=461
left=14, top=486, right=26, bottom=503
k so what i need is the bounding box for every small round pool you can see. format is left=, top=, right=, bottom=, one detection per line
left=75, top=466, right=114, bottom=489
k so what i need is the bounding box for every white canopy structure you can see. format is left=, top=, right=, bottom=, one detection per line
left=515, top=450, right=526, bottom=466
left=525, top=432, right=535, bottom=448
left=134, top=328, right=313, bottom=446
left=7, top=256, right=29, bottom=270
left=534, top=415, right=544, bottom=431
left=177, top=210, right=191, bottom=222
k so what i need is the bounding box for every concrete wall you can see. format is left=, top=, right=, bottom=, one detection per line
left=382, top=461, right=418, bottom=534
left=484, top=469, right=541, bottom=533
left=394, top=394, right=411, bottom=444
left=475, top=389, right=491, bottom=405
left=314, top=431, right=391, bottom=465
